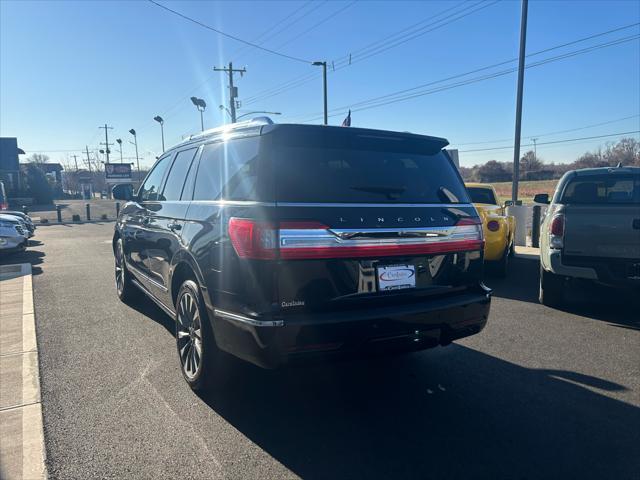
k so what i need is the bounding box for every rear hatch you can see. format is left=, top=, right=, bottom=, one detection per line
left=261, top=125, right=484, bottom=317
left=561, top=171, right=640, bottom=259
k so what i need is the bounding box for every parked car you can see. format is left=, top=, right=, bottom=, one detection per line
left=0, top=214, right=28, bottom=253
left=0, top=213, right=33, bottom=238
left=0, top=181, right=7, bottom=211
left=2, top=211, right=35, bottom=237
left=465, top=183, right=515, bottom=276
left=535, top=166, right=640, bottom=306
left=112, top=120, right=491, bottom=390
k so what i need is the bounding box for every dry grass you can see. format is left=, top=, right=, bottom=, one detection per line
left=492, top=179, right=559, bottom=203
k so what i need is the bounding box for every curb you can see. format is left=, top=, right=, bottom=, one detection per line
left=0, top=263, right=47, bottom=479
left=514, top=246, right=540, bottom=262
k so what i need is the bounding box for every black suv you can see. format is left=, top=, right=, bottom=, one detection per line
left=112, top=120, right=491, bottom=390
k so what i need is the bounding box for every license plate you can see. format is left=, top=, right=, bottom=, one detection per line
left=377, top=264, right=416, bottom=291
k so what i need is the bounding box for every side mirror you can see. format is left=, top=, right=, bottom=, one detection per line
left=112, top=183, right=134, bottom=201
left=533, top=193, right=550, bottom=204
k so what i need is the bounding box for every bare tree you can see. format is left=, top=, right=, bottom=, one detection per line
left=27, top=153, right=50, bottom=164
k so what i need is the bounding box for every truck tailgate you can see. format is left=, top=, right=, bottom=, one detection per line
left=563, top=205, right=640, bottom=259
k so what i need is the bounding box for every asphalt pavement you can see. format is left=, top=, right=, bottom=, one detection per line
left=3, top=223, right=639, bottom=479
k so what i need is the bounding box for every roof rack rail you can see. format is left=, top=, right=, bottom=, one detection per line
left=185, top=116, right=275, bottom=142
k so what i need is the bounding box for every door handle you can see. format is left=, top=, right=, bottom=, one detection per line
left=168, top=222, right=182, bottom=231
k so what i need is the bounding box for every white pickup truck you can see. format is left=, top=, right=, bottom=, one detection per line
left=535, top=166, right=640, bottom=307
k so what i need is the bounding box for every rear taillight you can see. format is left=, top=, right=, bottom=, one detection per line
left=549, top=214, right=564, bottom=249
left=228, top=218, right=277, bottom=259
left=487, top=220, right=500, bottom=232
left=228, top=217, right=484, bottom=260
left=0, top=202, right=7, bottom=211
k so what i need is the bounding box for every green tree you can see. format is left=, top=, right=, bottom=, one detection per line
left=24, top=164, right=53, bottom=204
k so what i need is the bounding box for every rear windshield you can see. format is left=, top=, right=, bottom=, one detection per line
left=273, top=147, right=469, bottom=204
left=467, top=187, right=497, bottom=205
left=560, top=174, right=640, bottom=204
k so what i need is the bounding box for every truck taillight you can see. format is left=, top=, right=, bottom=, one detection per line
left=549, top=214, right=564, bottom=248
left=228, top=218, right=277, bottom=259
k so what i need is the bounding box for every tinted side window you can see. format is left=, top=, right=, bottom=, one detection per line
left=162, top=148, right=198, bottom=201
left=139, top=155, right=172, bottom=202
left=193, top=138, right=261, bottom=201
left=467, top=187, right=497, bottom=205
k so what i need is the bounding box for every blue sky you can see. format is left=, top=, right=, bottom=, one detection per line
left=1, top=0, right=638, bottom=168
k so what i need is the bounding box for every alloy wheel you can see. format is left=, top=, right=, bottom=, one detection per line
left=176, top=291, right=203, bottom=380
left=115, top=242, right=125, bottom=295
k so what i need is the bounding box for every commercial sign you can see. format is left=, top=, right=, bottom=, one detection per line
left=104, top=163, right=132, bottom=183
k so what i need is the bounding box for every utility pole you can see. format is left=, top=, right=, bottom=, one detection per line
left=532, top=137, right=538, bottom=162
left=312, top=61, right=328, bottom=125
left=214, top=62, right=246, bottom=123
left=511, top=0, right=528, bottom=204
left=71, top=154, right=79, bottom=171
left=84, top=146, right=92, bottom=174
left=99, top=124, right=114, bottom=163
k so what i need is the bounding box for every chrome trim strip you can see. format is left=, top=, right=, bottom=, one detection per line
left=279, top=225, right=482, bottom=249
left=126, top=262, right=169, bottom=292
left=214, top=309, right=284, bottom=327
left=275, top=202, right=474, bottom=208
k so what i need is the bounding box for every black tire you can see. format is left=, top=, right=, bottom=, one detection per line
left=494, top=245, right=510, bottom=278
left=114, top=238, right=138, bottom=303
left=175, top=279, right=223, bottom=391
left=539, top=264, right=564, bottom=307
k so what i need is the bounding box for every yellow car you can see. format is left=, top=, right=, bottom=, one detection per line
left=465, top=183, right=516, bottom=276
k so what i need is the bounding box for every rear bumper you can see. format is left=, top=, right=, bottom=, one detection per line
left=210, top=287, right=492, bottom=369
left=559, top=253, right=640, bottom=288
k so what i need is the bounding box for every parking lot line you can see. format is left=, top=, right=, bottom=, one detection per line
left=0, top=263, right=47, bottom=480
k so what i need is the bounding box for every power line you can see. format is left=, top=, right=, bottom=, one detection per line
left=243, top=0, right=496, bottom=106
left=147, top=0, right=312, bottom=64
left=454, top=114, right=640, bottom=146
left=293, top=32, right=640, bottom=122
left=458, top=130, right=640, bottom=153
left=296, top=23, right=639, bottom=119
left=273, top=1, right=358, bottom=50
left=231, top=0, right=315, bottom=60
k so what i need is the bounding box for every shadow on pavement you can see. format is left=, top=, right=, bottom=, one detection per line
left=0, top=248, right=45, bottom=275
left=488, top=257, right=640, bottom=330
left=196, top=346, right=639, bottom=479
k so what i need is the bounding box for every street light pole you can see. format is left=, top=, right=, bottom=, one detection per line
left=153, top=116, right=165, bottom=152
left=129, top=129, right=140, bottom=185
left=313, top=61, right=328, bottom=125
left=116, top=139, right=123, bottom=164
left=190, top=97, right=207, bottom=132
left=511, top=0, right=529, bottom=203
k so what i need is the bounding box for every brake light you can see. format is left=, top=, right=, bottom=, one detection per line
left=487, top=220, right=500, bottom=232
left=228, top=218, right=277, bottom=259
left=229, top=217, right=485, bottom=260
left=549, top=214, right=564, bottom=249
left=550, top=215, right=564, bottom=236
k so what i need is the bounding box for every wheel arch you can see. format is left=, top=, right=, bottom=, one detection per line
left=170, top=250, right=209, bottom=309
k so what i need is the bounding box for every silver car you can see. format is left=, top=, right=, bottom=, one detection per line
left=534, top=166, right=640, bottom=306
left=0, top=214, right=28, bottom=253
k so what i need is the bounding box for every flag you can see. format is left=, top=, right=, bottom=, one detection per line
left=341, top=110, right=351, bottom=127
